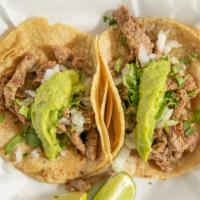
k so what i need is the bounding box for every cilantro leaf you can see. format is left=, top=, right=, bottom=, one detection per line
left=175, top=76, right=185, bottom=88
left=179, top=58, right=189, bottom=65
left=122, top=63, right=141, bottom=107
left=190, top=53, right=198, bottom=59
left=185, top=127, right=195, bottom=136
left=114, top=58, right=122, bottom=73
left=22, top=126, right=42, bottom=148
left=103, top=16, right=117, bottom=26
left=19, top=106, right=31, bottom=119
left=5, top=134, right=23, bottom=154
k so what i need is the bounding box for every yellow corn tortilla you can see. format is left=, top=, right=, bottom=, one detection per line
left=98, top=17, right=200, bottom=179
left=0, top=17, right=111, bottom=183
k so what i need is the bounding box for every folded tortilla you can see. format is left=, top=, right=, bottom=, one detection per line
left=98, top=16, right=200, bottom=179
left=0, top=18, right=111, bottom=183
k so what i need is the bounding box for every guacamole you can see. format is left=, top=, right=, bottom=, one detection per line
left=135, top=60, right=170, bottom=161
left=31, top=70, right=85, bottom=159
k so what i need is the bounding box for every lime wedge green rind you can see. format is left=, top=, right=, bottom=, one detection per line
left=93, top=173, right=136, bottom=200
left=53, top=192, right=87, bottom=200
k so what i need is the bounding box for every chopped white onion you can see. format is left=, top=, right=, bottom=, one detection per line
left=112, top=146, right=130, bottom=173
left=15, top=149, right=23, bottom=163
left=125, top=133, right=136, bottom=150
left=71, top=111, right=85, bottom=127
left=121, top=65, right=129, bottom=77
left=164, top=40, right=182, bottom=54
left=58, top=117, right=70, bottom=125
left=156, top=107, right=174, bottom=128
left=73, top=125, right=84, bottom=134
left=59, top=65, right=67, bottom=71
left=31, top=149, right=40, bottom=159
left=149, top=53, right=157, bottom=60
left=60, top=150, right=67, bottom=157
left=138, top=44, right=150, bottom=66
left=42, top=64, right=60, bottom=82
left=113, top=76, right=123, bottom=86
left=24, top=90, right=35, bottom=98
left=156, top=31, right=167, bottom=53
left=170, top=56, right=179, bottom=64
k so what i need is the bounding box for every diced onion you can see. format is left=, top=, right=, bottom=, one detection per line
left=164, top=40, right=182, bottom=54
left=112, top=146, right=130, bottom=173
left=71, top=111, right=85, bottom=127
left=156, top=107, right=174, bottom=128
left=31, top=149, right=40, bottom=159
left=58, top=117, right=70, bottom=125
left=149, top=53, right=157, bottom=60
left=42, top=64, right=60, bottom=82
left=170, top=56, right=179, bottom=64
left=24, top=90, right=35, bottom=98
left=15, top=149, right=23, bottom=163
left=73, top=125, right=84, bottom=134
left=113, top=77, right=123, bottom=86
left=156, top=31, right=167, bottom=53
left=138, top=44, right=150, bottom=66
left=125, top=133, right=136, bottom=150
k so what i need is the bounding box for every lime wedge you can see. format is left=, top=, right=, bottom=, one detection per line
left=93, top=173, right=136, bottom=200
left=53, top=192, right=87, bottom=200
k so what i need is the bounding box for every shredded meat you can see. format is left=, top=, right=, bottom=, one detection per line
left=150, top=125, right=199, bottom=171
left=53, top=46, right=84, bottom=69
left=0, top=68, right=15, bottom=110
left=66, top=170, right=114, bottom=192
left=167, top=78, right=178, bottom=91
left=33, top=61, right=56, bottom=84
left=83, top=111, right=95, bottom=130
left=112, top=5, right=153, bottom=58
left=67, top=132, right=86, bottom=155
left=86, top=128, right=99, bottom=160
left=184, top=74, right=197, bottom=92
left=173, top=89, right=188, bottom=119
left=3, top=54, right=36, bottom=109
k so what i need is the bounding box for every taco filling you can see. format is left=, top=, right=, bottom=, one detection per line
left=0, top=46, right=99, bottom=161
left=103, top=6, right=200, bottom=172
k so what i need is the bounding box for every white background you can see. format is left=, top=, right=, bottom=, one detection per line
left=0, top=0, right=200, bottom=200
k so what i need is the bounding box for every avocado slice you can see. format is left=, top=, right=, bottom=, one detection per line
left=135, top=60, right=170, bottom=161
left=31, top=70, right=85, bottom=159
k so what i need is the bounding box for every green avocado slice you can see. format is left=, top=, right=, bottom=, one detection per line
left=135, top=60, right=170, bottom=161
left=31, top=70, right=85, bottom=159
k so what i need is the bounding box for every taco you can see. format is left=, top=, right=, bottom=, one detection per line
left=98, top=5, right=200, bottom=179
left=0, top=17, right=111, bottom=183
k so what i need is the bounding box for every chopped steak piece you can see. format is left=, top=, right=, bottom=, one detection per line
left=150, top=123, right=199, bottom=171
left=66, top=170, right=114, bottom=192
left=86, top=128, right=99, bottom=160
left=173, top=89, right=188, bottom=119
left=112, top=5, right=153, bottom=58
left=83, top=111, right=95, bottom=130
left=33, top=61, right=56, bottom=84
left=3, top=54, right=36, bottom=109
left=112, top=5, right=131, bottom=25
left=0, top=67, right=15, bottom=110
left=167, top=78, right=178, bottom=91
left=67, top=131, right=86, bottom=154
left=184, top=74, right=197, bottom=92
left=52, top=45, right=84, bottom=69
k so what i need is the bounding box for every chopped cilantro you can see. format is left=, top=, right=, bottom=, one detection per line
left=15, top=98, right=33, bottom=107
left=0, top=114, right=5, bottom=124
left=57, top=133, right=70, bottom=149
left=187, top=91, right=197, bottom=97
left=103, top=16, right=117, bottom=26
left=163, top=91, right=179, bottom=108
left=19, top=106, right=31, bottom=119
left=22, top=126, right=42, bottom=148
left=122, top=62, right=141, bottom=107
left=175, top=76, right=185, bottom=88
left=5, top=134, right=23, bottom=154
left=70, top=95, right=81, bottom=108
left=179, top=58, right=188, bottom=65
left=185, top=127, right=195, bottom=136
left=170, top=65, right=182, bottom=76
left=192, top=108, right=200, bottom=122
left=114, top=58, right=122, bottom=73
